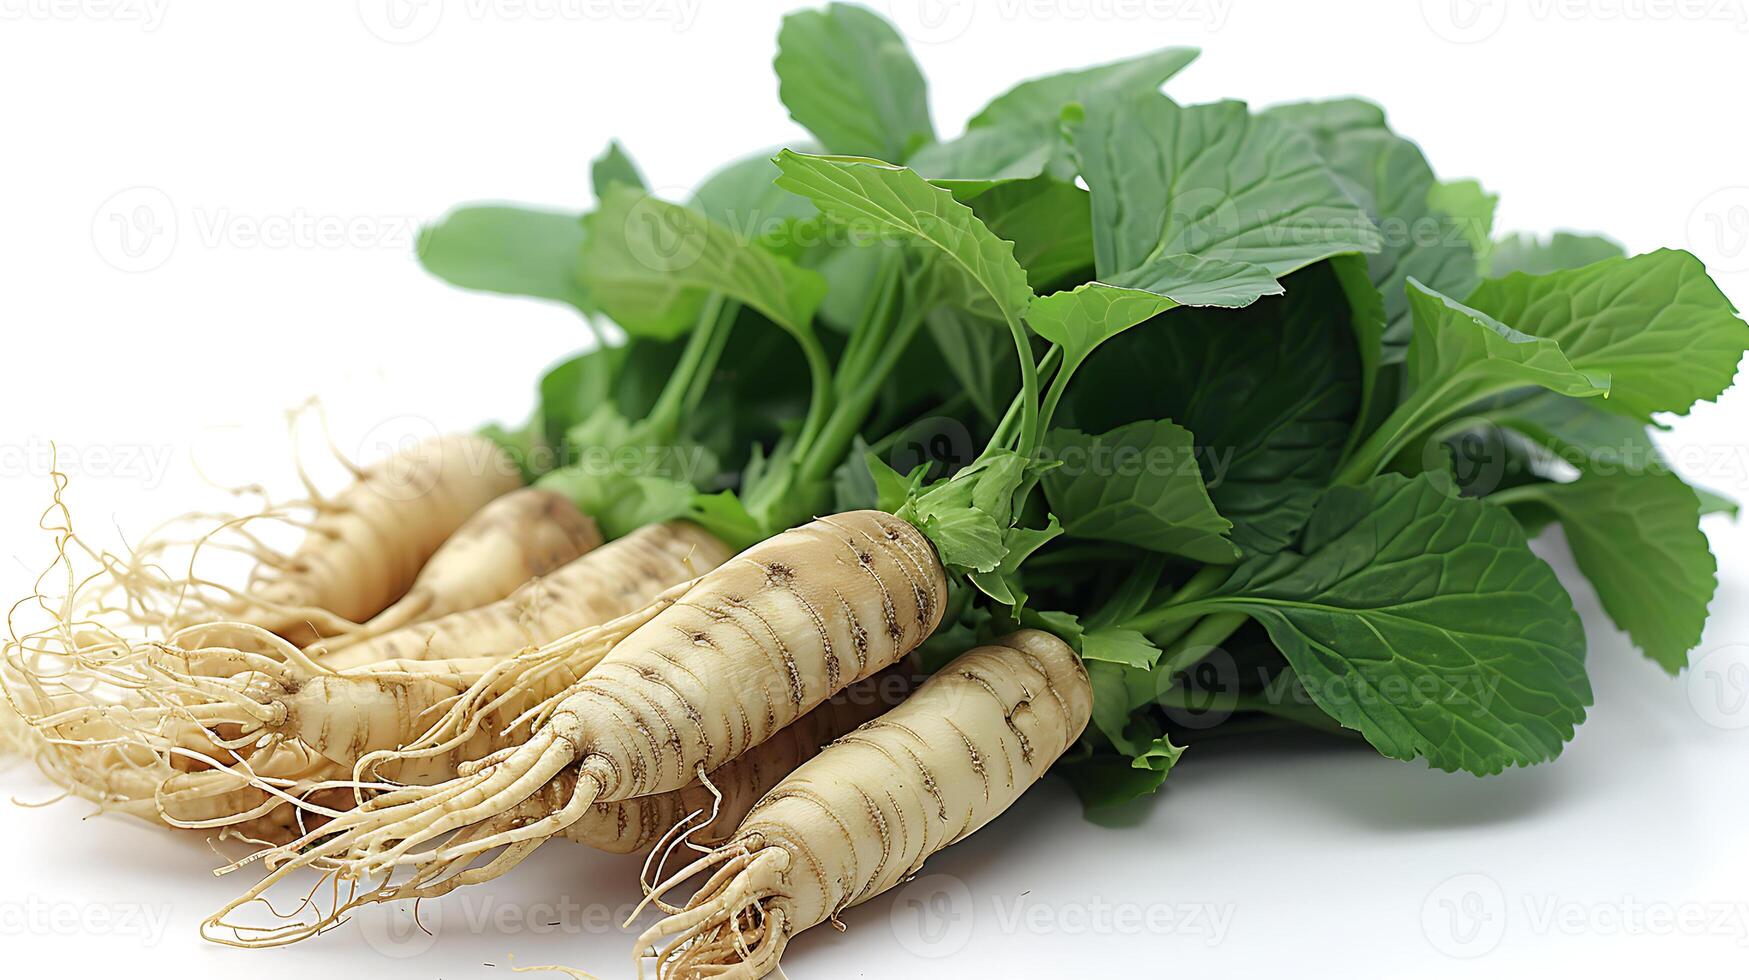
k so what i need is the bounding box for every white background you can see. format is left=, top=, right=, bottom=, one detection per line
left=3, top=0, right=1749, bottom=976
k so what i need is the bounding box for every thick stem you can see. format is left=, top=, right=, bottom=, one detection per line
left=1154, top=612, right=1247, bottom=680
left=644, top=294, right=733, bottom=442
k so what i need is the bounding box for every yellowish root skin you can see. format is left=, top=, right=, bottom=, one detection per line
left=634, top=630, right=1093, bottom=980
left=202, top=512, right=945, bottom=948
left=307, top=486, right=603, bottom=657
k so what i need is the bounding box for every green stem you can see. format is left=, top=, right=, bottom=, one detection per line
left=799, top=303, right=928, bottom=485
left=1155, top=612, right=1247, bottom=680
left=1036, top=346, right=1078, bottom=438
left=790, top=330, right=836, bottom=459
left=644, top=294, right=731, bottom=441
left=1335, top=374, right=1476, bottom=485
left=1481, top=483, right=1547, bottom=507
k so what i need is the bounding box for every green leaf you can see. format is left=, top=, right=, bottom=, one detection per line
left=1427, top=178, right=1497, bottom=270
left=968, top=178, right=1095, bottom=290
left=1465, top=249, right=1748, bottom=420
left=689, top=148, right=819, bottom=248
left=906, top=451, right=1032, bottom=574
left=580, top=186, right=828, bottom=340
left=417, top=205, right=588, bottom=308
left=591, top=140, right=645, bottom=198
left=1405, top=279, right=1611, bottom=403
left=1043, top=420, right=1238, bottom=563
left=1697, top=487, right=1740, bottom=518
left=687, top=490, right=766, bottom=553
left=1068, top=262, right=1366, bottom=555
left=536, top=344, right=629, bottom=455
left=907, top=126, right=1062, bottom=197
left=1192, top=473, right=1592, bottom=774
left=967, top=47, right=1199, bottom=130
left=1490, top=232, right=1624, bottom=277
left=1026, top=256, right=1281, bottom=370
left=536, top=464, right=696, bottom=540
left=923, top=307, right=1016, bottom=422
left=1080, top=626, right=1163, bottom=670
left=967, top=518, right=1064, bottom=607
left=1071, top=93, right=1381, bottom=282
left=1508, top=471, right=1716, bottom=673
left=774, top=3, right=933, bottom=163
left=773, top=151, right=1036, bottom=325
left=1264, top=100, right=1481, bottom=363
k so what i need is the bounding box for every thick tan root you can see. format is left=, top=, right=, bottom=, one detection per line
left=308, top=487, right=601, bottom=657
left=204, top=513, right=944, bottom=948
left=317, top=521, right=729, bottom=672
left=634, top=631, right=1093, bottom=980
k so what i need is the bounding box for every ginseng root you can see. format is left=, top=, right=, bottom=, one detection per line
left=204, top=511, right=945, bottom=947
left=633, top=630, right=1092, bottom=980
left=308, top=486, right=602, bottom=655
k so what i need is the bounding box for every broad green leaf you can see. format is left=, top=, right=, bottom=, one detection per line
left=1081, top=626, right=1163, bottom=670
left=1043, top=420, right=1238, bottom=563
left=580, top=186, right=827, bottom=340
left=591, top=140, right=645, bottom=198
left=907, top=126, right=1061, bottom=197
left=1265, top=99, right=1480, bottom=363
left=967, top=46, right=1199, bottom=130
left=773, top=151, right=1035, bottom=324
left=968, top=177, right=1095, bottom=290
left=417, top=205, right=588, bottom=308
left=1490, top=232, right=1624, bottom=277
left=689, top=148, right=818, bottom=248
left=1427, top=178, right=1497, bottom=270
left=1026, top=256, right=1280, bottom=370
left=1483, top=390, right=1662, bottom=475
left=1404, top=279, right=1610, bottom=403
left=1188, top=473, right=1591, bottom=774
left=1068, top=263, right=1366, bottom=555
left=774, top=3, right=933, bottom=163
left=1509, top=471, right=1716, bottom=673
left=1072, top=93, right=1381, bottom=282
left=1465, top=249, right=1748, bottom=420
left=912, top=46, right=1201, bottom=197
